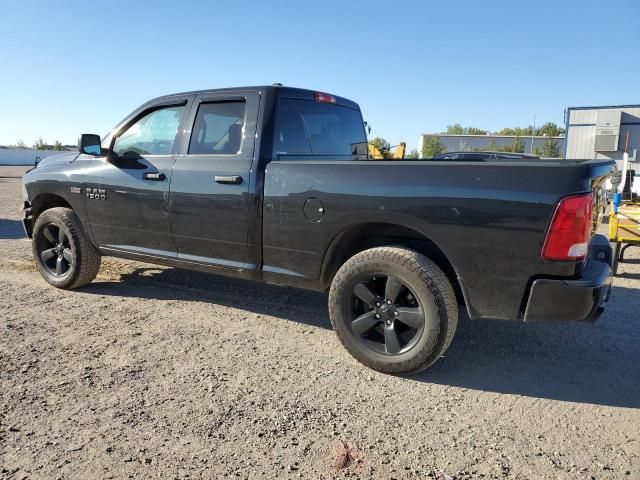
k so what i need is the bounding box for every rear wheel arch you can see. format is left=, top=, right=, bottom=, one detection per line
left=320, top=223, right=464, bottom=305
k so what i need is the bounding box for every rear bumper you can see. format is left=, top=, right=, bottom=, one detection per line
left=523, top=237, right=613, bottom=323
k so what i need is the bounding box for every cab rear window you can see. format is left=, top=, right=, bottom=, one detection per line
left=273, top=98, right=367, bottom=160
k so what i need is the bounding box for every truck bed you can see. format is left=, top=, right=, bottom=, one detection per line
left=262, top=158, right=615, bottom=321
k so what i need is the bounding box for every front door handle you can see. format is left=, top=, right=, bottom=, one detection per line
left=143, top=172, right=166, bottom=181
left=214, top=175, right=242, bottom=185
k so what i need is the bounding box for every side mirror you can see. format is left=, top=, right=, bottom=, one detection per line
left=78, top=133, right=102, bottom=156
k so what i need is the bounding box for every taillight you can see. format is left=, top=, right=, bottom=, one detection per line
left=541, top=193, right=593, bottom=261
left=314, top=92, right=336, bottom=104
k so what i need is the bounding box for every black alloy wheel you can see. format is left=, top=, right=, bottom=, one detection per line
left=35, top=223, right=73, bottom=278
left=349, top=274, right=426, bottom=355
left=328, top=246, right=459, bottom=374
left=31, top=207, right=101, bottom=289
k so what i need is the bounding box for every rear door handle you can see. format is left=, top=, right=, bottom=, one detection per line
left=214, top=175, right=242, bottom=185
left=143, top=172, right=166, bottom=181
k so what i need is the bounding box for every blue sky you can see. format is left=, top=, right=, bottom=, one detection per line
left=1, top=0, right=638, bottom=150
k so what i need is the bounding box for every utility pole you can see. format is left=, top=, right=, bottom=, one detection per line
left=531, top=114, right=536, bottom=154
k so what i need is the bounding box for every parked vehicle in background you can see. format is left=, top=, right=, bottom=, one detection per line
left=22, top=85, right=616, bottom=374
left=431, top=151, right=540, bottom=161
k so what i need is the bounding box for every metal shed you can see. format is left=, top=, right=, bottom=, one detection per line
left=565, top=104, right=640, bottom=163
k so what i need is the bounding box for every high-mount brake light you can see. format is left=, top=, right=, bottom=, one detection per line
left=314, top=92, right=336, bottom=104
left=541, top=193, right=593, bottom=261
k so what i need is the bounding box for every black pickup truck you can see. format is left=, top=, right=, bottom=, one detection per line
left=22, top=85, right=616, bottom=374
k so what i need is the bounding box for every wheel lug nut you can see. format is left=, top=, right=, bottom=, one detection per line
left=394, top=311, right=399, bottom=317
left=375, top=314, right=381, bottom=319
left=387, top=300, right=392, bottom=305
left=375, top=302, right=380, bottom=307
left=386, top=319, right=392, bottom=325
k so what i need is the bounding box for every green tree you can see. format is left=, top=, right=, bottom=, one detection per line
left=406, top=149, right=419, bottom=159
left=445, top=124, right=464, bottom=135
left=535, top=138, right=561, bottom=158
left=510, top=136, right=525, bottom=153
left=494, top=136, right=525, bottom=153
left=422, top=136, right=447, bottom=158
left=15, top=139, right=27, bottom=149
left=369, top=137, right=390, bottom=151
left=535, top=122, right=565, bottom=137
left=53, top=140, right=64, bottom=151
left=445, top=124, right=487, bottom=135
left=499, top=126, right=533, bottom=136
left=33, top=137, right=47, bottom=150
left=499, top=123, right=564, bottom=137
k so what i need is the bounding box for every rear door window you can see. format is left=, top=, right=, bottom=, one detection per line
left=189, top=101, right=246, bottom=155
left=274, top=98, right=367, bottom=159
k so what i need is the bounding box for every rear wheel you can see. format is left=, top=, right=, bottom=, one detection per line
left=328, top=246, right=458, bottom=374
left=32, top=207, right=101, bottom=289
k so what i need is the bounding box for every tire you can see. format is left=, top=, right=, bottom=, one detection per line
left=328, top=246, right=458, bottom=375
left=32, top=207, right=101, bottom=289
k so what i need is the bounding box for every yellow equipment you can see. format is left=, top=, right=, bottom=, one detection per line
left=368, top=142, right=406, bottom=160
left=609, top=201, right=640, bottom=266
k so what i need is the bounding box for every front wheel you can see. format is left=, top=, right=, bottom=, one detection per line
left=32, top=207, right=101, bottom=289
left=328, top=246, right=458, bottom=374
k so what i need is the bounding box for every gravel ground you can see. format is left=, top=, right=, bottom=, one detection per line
left=1, top=166, right=638, bottom=479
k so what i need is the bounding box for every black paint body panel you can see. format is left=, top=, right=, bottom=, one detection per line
left=262, top=159, right=614, bottom=320
left=22, top=85, right=616, bottom=322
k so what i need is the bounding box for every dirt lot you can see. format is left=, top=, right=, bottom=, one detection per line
left=1, top=166, right=638, bottom=479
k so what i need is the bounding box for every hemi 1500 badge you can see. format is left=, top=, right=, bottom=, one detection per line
left=86, top=188, right=106, bottom=200
left=69, top=186, right=82, bottom=194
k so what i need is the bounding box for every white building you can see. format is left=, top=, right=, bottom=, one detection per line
left=0, top=148, right=73, bottom=166
left=565, top=104, right=640, bottom=195
left=564, top=104, right=640, bottom=164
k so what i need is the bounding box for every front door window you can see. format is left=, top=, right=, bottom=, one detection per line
left=113, top=106, right=184, bottom=156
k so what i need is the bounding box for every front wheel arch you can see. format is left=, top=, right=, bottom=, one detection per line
left=29, top=193, right=72, bottom=220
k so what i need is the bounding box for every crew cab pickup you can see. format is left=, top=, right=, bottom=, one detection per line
left=22, top=85, right=616, bottom=374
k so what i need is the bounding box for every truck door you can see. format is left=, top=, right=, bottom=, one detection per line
left=83, top=97, right=192, bottom=257
left=169, top=91, right=259, bottom=270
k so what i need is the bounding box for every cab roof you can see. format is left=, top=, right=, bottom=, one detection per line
left=151, top=85, right=360, bottom=110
